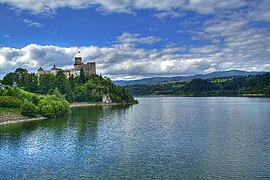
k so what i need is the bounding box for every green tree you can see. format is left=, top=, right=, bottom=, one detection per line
left=56, top=70, right=68, bottom=94
left=2, top=72, right=16, bottom=86
left=80, top=67, right=86, bottom=84
left=65, top=81, right=74, bottom=102
left=69, top=74, right=75, bottom=90
left=21, top=99, right=38, bottom=117
left=39, top=74, right=57, bottom=94
left=15, top=68, right=28, bottom=87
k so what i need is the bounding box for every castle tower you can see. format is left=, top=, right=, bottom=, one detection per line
left=37, top=67, right=44, bottom=77
left=74, top=51, right=83, bottom=70
left=85, top=62, right=96, bottom=75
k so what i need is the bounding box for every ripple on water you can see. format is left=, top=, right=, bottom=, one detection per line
left=0, top=97, right=270, bottom=179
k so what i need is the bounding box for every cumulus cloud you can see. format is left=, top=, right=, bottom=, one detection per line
left=0, top=0, right=248, bottom=15
left=188, top=14, right=270, bottom=73
left=116, top=33, right=161, bottom=45
left=186, top=0, right=247, bottom=14
left=0, top=44, right=76, bottom=76
left=1, top=27, right=270, bottom=80
left=0, top=0, right=270, bottom=80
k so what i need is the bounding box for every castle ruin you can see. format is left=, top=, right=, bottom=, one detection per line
left=37, top=52, right=96, bottom=78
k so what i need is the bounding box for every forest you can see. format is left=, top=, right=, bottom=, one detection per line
left=125, top=73, right=270, bottom=96
left=0, top=68, right=137, bottom=118
left=0, top=68, right=137, bottom=103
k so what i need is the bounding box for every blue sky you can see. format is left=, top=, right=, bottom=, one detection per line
left=0, top=0, right=270, bottom=80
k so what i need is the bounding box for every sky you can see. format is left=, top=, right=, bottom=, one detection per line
left=0, top=0, right=270, bottom=80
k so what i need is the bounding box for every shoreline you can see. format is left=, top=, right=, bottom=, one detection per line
left=70, top=102, right=138, bottom=107
left=0, top=112, right=47, bottom=125
left=240, top=94, right=268, bottom=97
left=135, top=94, right=270, bottom=98
left=0, top=101, right=138, bottom=125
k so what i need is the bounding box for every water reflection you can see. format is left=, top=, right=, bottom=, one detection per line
left=1, top=97, right=270, bottom=179
left=0, top=105, right=132, bottom=142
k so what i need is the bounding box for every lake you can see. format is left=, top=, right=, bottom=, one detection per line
left=0, top=97, right=270, bottom=179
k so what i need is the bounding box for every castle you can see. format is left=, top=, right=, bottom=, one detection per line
left=37, top=52, right=96, bottom=78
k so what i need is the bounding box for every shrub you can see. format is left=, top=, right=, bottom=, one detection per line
left=109, top=94, right=121, bottom=103
left=38, top=95, right=70, bottom=118
left=88, top=93, right=102, bottom=102
left=31, top=95, right=40, bottom=105
left=41, top=105, right=55, bottom=118
left=0, top=96, right=22, bottom=108
left=21, top=100, right=38, bottom=117
left=52, top=100, right=70, bottom=117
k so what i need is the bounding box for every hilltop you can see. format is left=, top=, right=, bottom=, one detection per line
left=114, top=70, right=264, bottom=86
left=0, top=68, right=138, bottom=121
left=124, top=72, right=270, bottom=96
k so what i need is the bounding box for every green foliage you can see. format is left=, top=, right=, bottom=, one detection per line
left=0, top=107, right=20, bottom=114
left=2, top=68, right=39, bottom=92
left=0, top=86, right=71, bottom=118
left=125, top=73, right=270, bottom=96
left=39, top=74, right=57, bottom=94
left=74, top=86, right=88, bottom=102
left=21, top=99, right=38, bottom=117
left=40, top=105, right=55, bottom=118
left=56, top=71, right=68, bottom=94
left=1, top=68, right=137, bottom=105
left=125, top=82, right=185, bottom=95
left=2, top=72, right=16, bottom=86
left=52, top=100, right=70, bottom=117
left=38, top=95, right=71, bottom=118
left=65, top=81, right=74, bottom=102
left=80, top=67, right=86, bottom=84
left=0, top=96, right=22, bottom=108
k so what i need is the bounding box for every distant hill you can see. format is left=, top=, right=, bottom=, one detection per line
left=113, top=70, right=265, bottom=86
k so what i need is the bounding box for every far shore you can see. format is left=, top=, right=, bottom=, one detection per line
left=70, top=102, right=138, bottom=107
left=134, top=94, right=270, bottom=97
left=240, top=94, right=268, bottom=97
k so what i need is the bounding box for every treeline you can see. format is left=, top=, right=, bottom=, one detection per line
left=0, top=68, right=137, bottom=103
left=125, top=73, right=270, bottom=96
left=0, top=87, right=70, bottom=118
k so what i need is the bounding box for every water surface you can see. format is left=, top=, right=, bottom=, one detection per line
left=0, top=97, right=270, bottom=179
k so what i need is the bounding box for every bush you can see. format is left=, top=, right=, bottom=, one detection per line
left=38, top=95, right=71, bottom=118
left=52, top=100, right=70, bottom=117
left=31, top=95, right=40, bottom=105
left=88, top=93, right=102, bottom=102
left=21, top=100, right=38, bottom=117
left=109, top=94, right=121, bottom=103
left=0, top=96, right=22, bottom=108
left=41, top=105, right=55, bottom=118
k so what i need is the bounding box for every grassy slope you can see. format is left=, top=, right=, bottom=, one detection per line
left=0, top=107, right=21, bottom=114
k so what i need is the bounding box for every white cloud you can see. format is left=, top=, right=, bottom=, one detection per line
left=154, top=11, right=184, bottom=19
left=248, top=0, right=270, bottom=22
left=186, top=0, right=247, bottom=14
left=116, top=33, right=161, bottom=45
left=188, top=14, right=270, bottom=73
left=23, top=19, right=44, bottom=28
left=1, top=31, right=270, bottom=80
left=0, top=0, right=248, bottom=15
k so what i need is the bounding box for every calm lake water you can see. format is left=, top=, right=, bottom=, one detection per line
left=1, top=97, right=270, bottom=179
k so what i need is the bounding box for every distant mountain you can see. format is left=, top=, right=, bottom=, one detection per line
left=113, top=70, right=265, bottom=86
